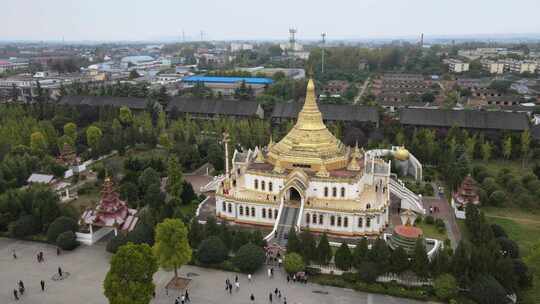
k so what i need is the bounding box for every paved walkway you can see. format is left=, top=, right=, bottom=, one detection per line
left=353, top=77, right=370, bottom=104
left=0, top=238, right=432, bottom=304
left=422, top=197, right=461, bottom=249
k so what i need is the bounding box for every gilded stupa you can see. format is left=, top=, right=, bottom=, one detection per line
left=266, top=79, right=348, bottom=171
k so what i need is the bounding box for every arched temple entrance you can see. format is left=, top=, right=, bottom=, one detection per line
left=288, top=187, right=302, bottom=203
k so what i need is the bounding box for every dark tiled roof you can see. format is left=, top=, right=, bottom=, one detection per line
left=59, top=96, right=263, bottom=117
left=531, top=124, right=540, bottom=141
left=399, top=108, right=530, bottom=131
left=271, top=102, right=379, bottom=123
left=59, top=95, right=147, bottom=109
left=167, top=97, right=261, bottom=117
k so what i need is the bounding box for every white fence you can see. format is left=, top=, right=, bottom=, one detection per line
left=76, top=227, right=114, bottom=245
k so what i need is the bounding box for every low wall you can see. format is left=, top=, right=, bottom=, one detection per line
left=76, top=227, right=113, bottom=245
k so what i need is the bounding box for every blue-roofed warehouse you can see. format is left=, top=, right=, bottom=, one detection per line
left=182, top=75, right=273, bottom=85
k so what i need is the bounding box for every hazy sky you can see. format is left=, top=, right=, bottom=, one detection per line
left=2, top=0, right=540, bottom=41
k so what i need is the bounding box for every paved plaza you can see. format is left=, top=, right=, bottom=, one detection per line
left=0, top=238, right=431, bottom=304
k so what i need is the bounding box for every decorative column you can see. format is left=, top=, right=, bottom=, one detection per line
left=223, top=132, right=230, bottom=177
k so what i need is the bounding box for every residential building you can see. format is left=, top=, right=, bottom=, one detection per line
left=322, top=80, right=350, bottom=97
left=271, top=102, right=379, bottom=126
left=182, top=75, right=272, bottom=96
left=501, top=59, right=537, bottom=74
left=230, top=43, right=254, bottom=52
left=481, top=60, right=505, bottom=74
left=444, top=59, right=470, bottom=73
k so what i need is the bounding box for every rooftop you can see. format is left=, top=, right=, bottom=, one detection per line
left=183, top=75, right=273, bottom=85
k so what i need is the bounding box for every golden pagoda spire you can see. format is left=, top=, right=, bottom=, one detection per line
left=268, top=134, right=274, bottom=149
left=295, top=78, right=326, bottom=131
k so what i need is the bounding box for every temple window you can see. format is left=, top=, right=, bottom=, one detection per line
left=330, top=215, right=335, bottom=226
left=239, top=206, right=244, bottom=216
left=366, top=218, right=371, bottom=227
left=269, top=182, right=273, bottom=192
left=237, top=168, right=240, bottom=175
left=358, top=218, right=363, bottom=227
left=312, top=214, right=317, bottom=224
left=274, top=209, right=278, bottom=219
left=262, top=208, right=266, bottom=218
left=261, top=181, right=266, bottom=191
left=324, top=187, right=328, bottom=197
left=332, top=187, right=337, bottom=197
left=251, top=207, right=255, bottom=217
left=254, top=179, right=258, bottom=189
left=268, top=208, right=273, bottom=219
left=306, top=213, right=310, bottom=224
left=366, top=203, right=371, bottom=210
left=228, top=203, right=232, bottom=213
left=337, top=216, right=342, bottom=227
left=341, top=187, right=345, bottom=197
left=319, top=214, right=324, bottom=225
left=222, top=201, right=226, bottom=211
left=344, top=217, right=348, bottom=227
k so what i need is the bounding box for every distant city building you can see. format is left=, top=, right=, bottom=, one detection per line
left=444, top=59, right=470, bottom=73
left=481, top=60, right=505, bottom=74
left=322, top=80, right=350, bottom=97
left=120, top=55, right=159, bottom=70
left=230, top=43, right=254, bottom=52
left=501, top=59, right=537, bottom=74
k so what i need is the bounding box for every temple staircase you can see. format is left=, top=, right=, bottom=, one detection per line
left=274, top=206, right=300, bottom=247
left=389, top=178, right=425, bottom=214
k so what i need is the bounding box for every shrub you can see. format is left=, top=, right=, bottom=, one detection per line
left=56, top=231, right=79, bottom=250
left=106, top=234, right=128, bottom=253
left=496, top=237, right=519, bottom=258
left=490, top=224, right=507, bottom=238
left=470, top=275, right=508, bottom=304
left=232, top=243, right=265, bottom=273
left=425, top=215, right=435, bottom=225
left=198, top=236, right=228, bottom=264
left=342, top=272, right=358, bottom=283
left=9, top=215, right=41, bottom=238
left=47, top=216, right=78, bottom=243
left=284, top=252, right=305, bottom=274
left=489, top=190, right=506, bottom=206
left=335, top=243, right=353, bottom=270
left=357, top=261, right=379, bottom=283
left=433, top=273, right=457, bottom=301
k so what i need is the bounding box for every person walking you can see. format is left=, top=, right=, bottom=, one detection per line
left=269, top=292, right=273, bottom=302
left=250, top=294, right=255, bottom=302
left=235, top=281, right=240, bottom=291
left=278, top=290, right=282, bottom=299
left=18, top=281, right=25, bottom=295
left=12, top=249, right=17, bottom=260
left=283, top=296, right=287, bottom=304
left=286, top=275, right=290, bottom=283
left=267, top=268, right=271, bottom=278
left=40, top=280, right=45, bottom=291
left=181, top=294, right=185, bottom=304
left=248, top=273, right=252, bottom=282
left=13, top=289, right=19, bottom=300
left=174, top=296, right=180, bottom=304
left=58, top=267, right=63, bottom=278
left=270, top=267, right=274, bottom=277
left=235, top=275, right=238, bottom=283
left=274, top=288, right=278, bottom=296
left=185, top=289, right=190, bottom=302
left=57, top=247, right=61, bottom=256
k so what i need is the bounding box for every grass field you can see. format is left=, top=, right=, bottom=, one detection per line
left=482, top=207, right=540, bottom=304
left=471, top=159, right=532, bottom=176
left=415, top=222, right=448, bottom=241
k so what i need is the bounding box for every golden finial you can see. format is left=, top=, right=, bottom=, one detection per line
left=316, top=161, right=330, bottom=178
left=273, top=160, right=284, bottom=173
left=255, top=147, right=265, bottom=163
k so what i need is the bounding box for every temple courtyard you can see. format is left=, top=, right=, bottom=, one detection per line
left=0, top=238, right=433, bottom=304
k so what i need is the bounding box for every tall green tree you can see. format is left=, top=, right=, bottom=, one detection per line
left=353, top=238, right=369, bottom=268
left=153, top=218, right=192, bottom=278
left=104, top=243, right=158, bottom=304
left=86, top=125, right=103, bottom=153
left=412, top=238, right=430, bottom=279
left=316, top=233, right=332, bottom=265
left=502, top=136, right=512, bottom=160
left=286, top=227, right=301, bottom=254
left=389, top=247, right=409, bottom=274
left=30, top=131, right=47, bottom=155
left=165, top=156, right=183, bottom=200
left=481, top=141, right=492, bottom=162
left=334, top=243, right=353, bottom=270
left=521, top=130, right=530, bottom=167
left=63, top=122, right=77, bottom=145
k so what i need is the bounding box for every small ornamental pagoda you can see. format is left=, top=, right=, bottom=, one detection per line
left=80, top=177, right=138, bottom=238
left=452, top=175, right=480, bottom=207
left=56, top=143, right=79, bottom=167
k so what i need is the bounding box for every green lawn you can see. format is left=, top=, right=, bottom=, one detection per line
left=415, top=222, right=447, bottom=241
left=471, top=159, right=532, bottom=176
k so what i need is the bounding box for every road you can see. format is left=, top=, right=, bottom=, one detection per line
left=354, top=77, right=370, bottom=104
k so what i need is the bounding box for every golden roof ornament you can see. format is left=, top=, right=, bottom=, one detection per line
left=316, top=161, right=330, bottom=178
left=273, top=159, right=284, bottom=173
left=268, top=135, right=274, bottom=149
left=347, top=156, right=361, bottom=171
left=394, top=146, right=410, bottom=161
left=255, top=147, right=265, bottom=163
left=266, top=79, right=348, bottom=171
